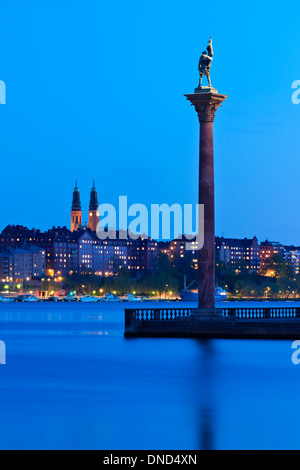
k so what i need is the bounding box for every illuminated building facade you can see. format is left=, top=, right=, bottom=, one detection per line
left=127, top=238, right=158, bottom=271
left=164, top=236, right=260, bottom=274
left=215, top=236, right=260, bottom=273
left=259, top=241, right=284, bottom=276
left=0, top=247, right=46, bottom=282
left=167, top=237, right=201, bottom=272
left=283, top=246, right=300, bottom=276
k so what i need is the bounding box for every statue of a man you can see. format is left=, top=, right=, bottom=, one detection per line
left=198, top=37, right=214, bottom=88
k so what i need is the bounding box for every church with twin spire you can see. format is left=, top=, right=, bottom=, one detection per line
left=71, top=180, right=99, bottom=233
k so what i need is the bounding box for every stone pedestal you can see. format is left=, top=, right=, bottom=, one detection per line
left=185, top=91, right=227, bottom=313
left=191, top=308, right=225, bottom=321
left=194, top=86, right=218, bottom=94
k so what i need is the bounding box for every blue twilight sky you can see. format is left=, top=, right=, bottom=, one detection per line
left=0, top=0, right=300, bottom=244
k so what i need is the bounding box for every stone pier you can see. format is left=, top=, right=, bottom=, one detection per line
left=125, top=306, right=300, bottom=339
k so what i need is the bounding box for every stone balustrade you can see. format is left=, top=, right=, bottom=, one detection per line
left=125, top=306, right=300, bottom=338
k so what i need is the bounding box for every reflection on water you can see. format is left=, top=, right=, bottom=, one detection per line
left=0, top=301, right=299, bottom=450
left=197, top=340, right=215, bottom=451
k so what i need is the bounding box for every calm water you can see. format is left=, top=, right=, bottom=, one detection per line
left=0, top=300, right=299, bottom=450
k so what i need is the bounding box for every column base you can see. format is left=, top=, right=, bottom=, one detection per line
left=194, top=86, right=218, bottom=94
left=191, top=308, right=225, bottom=321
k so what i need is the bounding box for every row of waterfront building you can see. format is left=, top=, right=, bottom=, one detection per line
left=0, top=226, right=299, bottom=283
left=0, top=181, right=299, bottom=283
left=0, top=225, right=158, bottom=282
left=0, top=181, right=159, bottom=282
left=163, top=236, right=300, bottom=277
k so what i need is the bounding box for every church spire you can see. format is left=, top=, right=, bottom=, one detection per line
left=71, top=179, right=82, bottom=232
left=89, top=179, right=99, bottom=232
left=89, top=178, right=98, bottom=211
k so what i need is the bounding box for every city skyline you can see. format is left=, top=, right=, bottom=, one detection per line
left=0, top=0, right=300, bottom=246
left=1, top=177, right=299, bottom=247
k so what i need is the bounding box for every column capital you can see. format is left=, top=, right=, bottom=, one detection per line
left=185, top=92, right=227, bottom=123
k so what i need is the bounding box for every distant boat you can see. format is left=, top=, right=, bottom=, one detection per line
left=79, top=295, right=98, bottom=303
left=63, top=295, right=78, bottom=302
left=100, top=293, right=121, bottom=302
left=16, top=295, right=39, bottom=303
left=123, top=294, right=143, bottom=302
left=0, top=296, right=15, bottom=303
left=46, top=296, right=58, bottom=302
left=180, top=287, right=228, bottom=302
left=24, top=295, right=39, bottom=303
left=215, top=287, right=228, bottom=301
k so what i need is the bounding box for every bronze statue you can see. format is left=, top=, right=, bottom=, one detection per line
left=198, top=37, right=214, bottom=89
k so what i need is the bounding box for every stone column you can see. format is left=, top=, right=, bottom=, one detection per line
left=185, top=91, right=227, bottom=314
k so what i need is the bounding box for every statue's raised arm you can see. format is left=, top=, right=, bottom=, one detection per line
left=207, top=36, right=213, bottom=58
